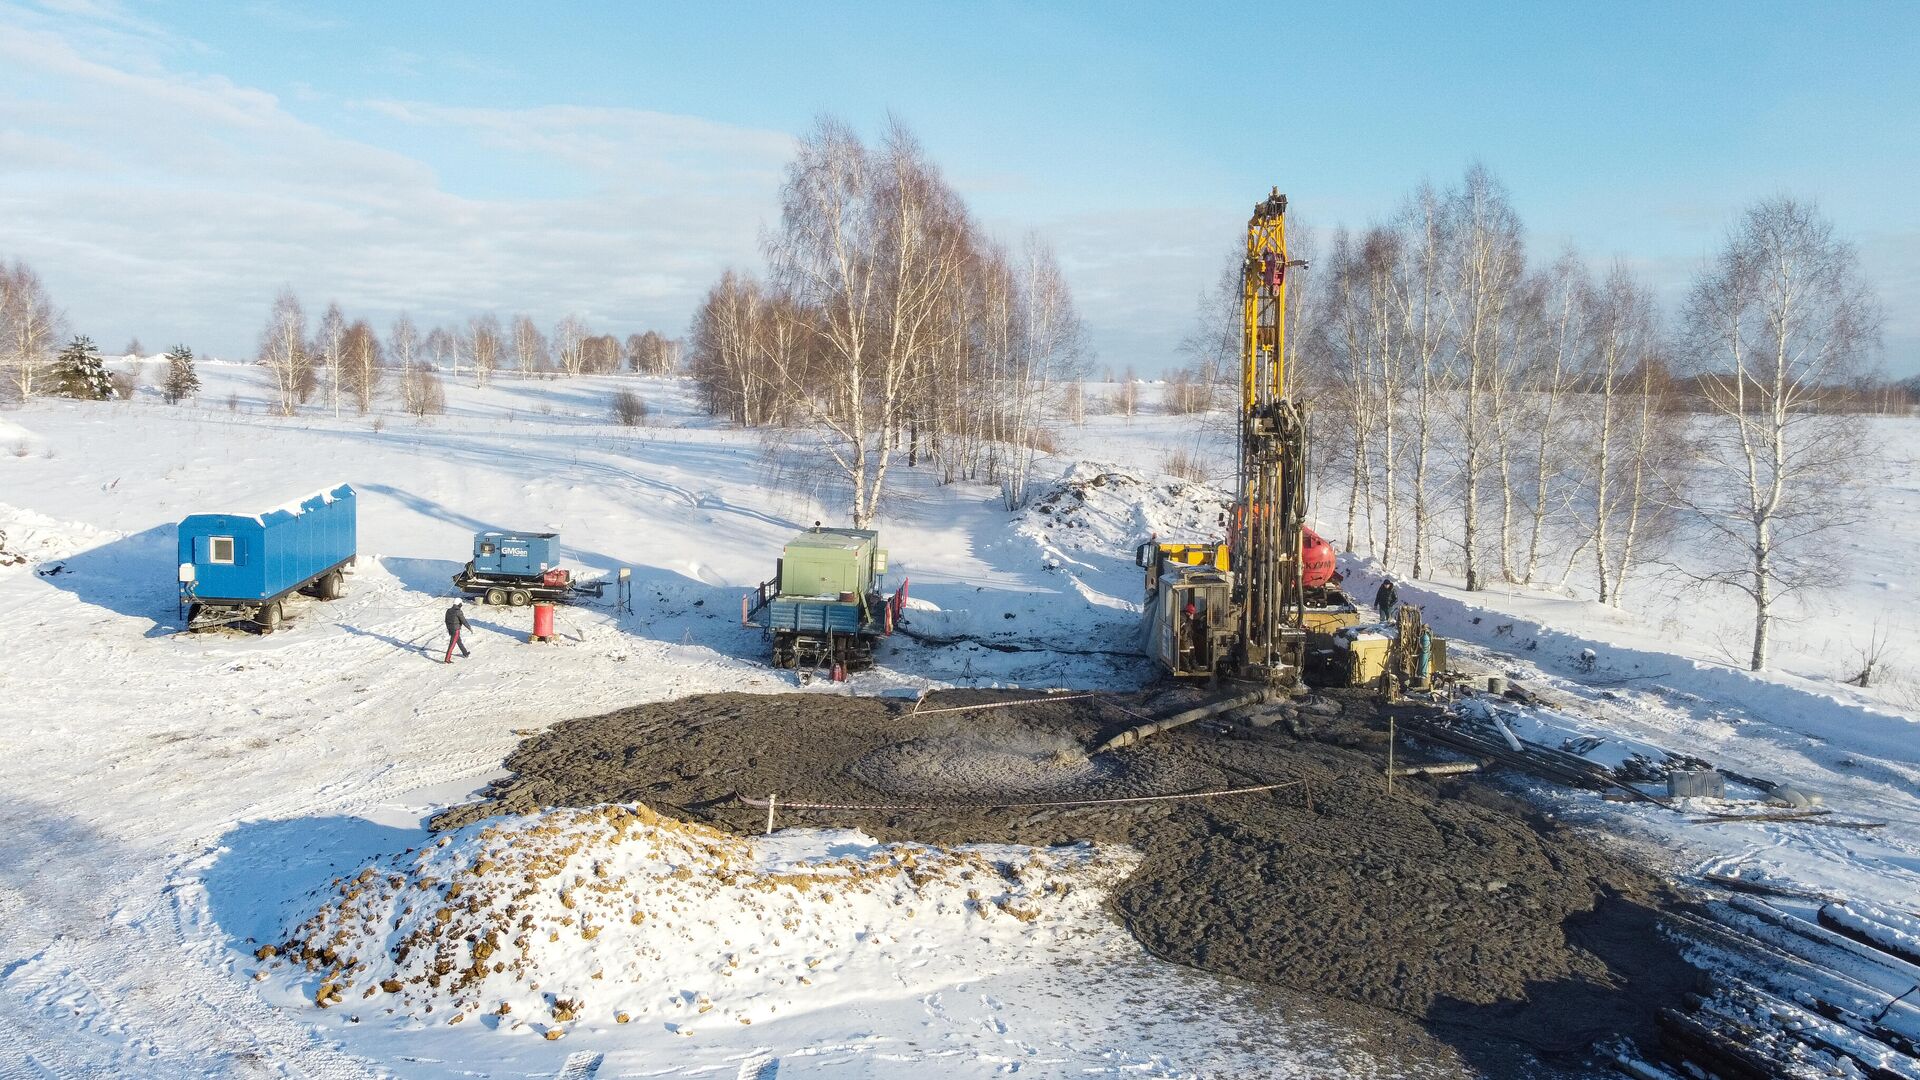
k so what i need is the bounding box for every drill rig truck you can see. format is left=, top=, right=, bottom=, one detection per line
left=1138, top=189, right=1436, bottom=691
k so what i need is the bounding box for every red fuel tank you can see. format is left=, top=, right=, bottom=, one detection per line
left=1302, top=527, right=1337, bottom=589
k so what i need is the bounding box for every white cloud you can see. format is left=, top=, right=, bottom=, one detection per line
left=0, top=8, right=794, bottom=357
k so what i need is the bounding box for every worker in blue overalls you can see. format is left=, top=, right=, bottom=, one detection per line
left=444, top=601, right=471, bottom=663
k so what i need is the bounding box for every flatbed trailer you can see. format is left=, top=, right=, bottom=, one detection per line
left=450, top=530, right=606, bottom=606
left=451, top=565, right=606, bottom=606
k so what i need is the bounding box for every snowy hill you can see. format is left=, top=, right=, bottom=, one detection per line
left=2, top=364, right=1917, bottom=1077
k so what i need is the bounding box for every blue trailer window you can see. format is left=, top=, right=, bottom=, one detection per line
left=209, top=536, right=235, bottom=564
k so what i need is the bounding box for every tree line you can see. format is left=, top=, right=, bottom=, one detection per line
left=253, top=294, right=683, bottom=418
left=685, top=116, right=1090, bottom=522
left=2, top=256, right=683, bottom=415
left=1167, top=166, right=1888, bottom=672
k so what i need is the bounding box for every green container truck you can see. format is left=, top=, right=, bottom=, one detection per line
left=743, top=526, right=904, bottom=675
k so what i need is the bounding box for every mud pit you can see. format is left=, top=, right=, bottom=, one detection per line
left=436, top=688, right=1694, bottom=1072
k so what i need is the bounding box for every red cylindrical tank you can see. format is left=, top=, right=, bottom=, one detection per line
left=1302, top=527, right=1337, bottom=589
left=532, top=602, right=555, bottom=642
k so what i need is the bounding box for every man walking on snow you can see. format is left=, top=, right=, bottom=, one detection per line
left=1374, top=578, right=1398, bottom=621
left=444, top=601, right=471, bottom=663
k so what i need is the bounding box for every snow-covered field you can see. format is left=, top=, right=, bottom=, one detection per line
left=2, top=362, right=1917, bottom=1078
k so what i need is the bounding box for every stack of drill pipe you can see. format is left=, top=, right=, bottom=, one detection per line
left=1692, top=975, right=1920, bottom=1080
left=1092, top=690, right=1269, bottom=756
left=1399, top=714, right=1615, bottom=789
left=1661, top=902, right=1920, bottom=1058
left=1655, top=1002, right=1859, bottom=1080
left=1820, top=901, right=1920, bottom=967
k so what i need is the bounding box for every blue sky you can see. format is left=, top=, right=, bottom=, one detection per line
left=2, top=0, right=1916, bottom=373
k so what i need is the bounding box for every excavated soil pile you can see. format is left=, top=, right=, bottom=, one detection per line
left=435, top=688, right=1693, bottom=1060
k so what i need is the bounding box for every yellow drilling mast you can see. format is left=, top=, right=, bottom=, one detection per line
left=1137, top=189, right=1314, bottom=686
left=1230, top=188, right=1310, bottom=684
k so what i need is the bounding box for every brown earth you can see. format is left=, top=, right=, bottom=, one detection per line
left=433, top=687, right=1697, bottom=1075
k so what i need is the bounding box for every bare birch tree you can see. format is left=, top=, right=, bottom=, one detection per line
left=582, top=334, right=620, bottom=374
left=553, top=314, right=587, bottom=377
left=388, top=312, right=419, bottom=371
left=688, top=270, right=766, bottom=425
left=341, top=319, right=383, bottom=413
left=424, top=326, right=455, bottom=374
left=468, top=313, right=502, bottom=387
left=1393, top=183, right=1455, bottom=581
left=1, top=259, right=65, bottom=401
left=1676, top=197, right=1882, bottom=670
left=1580, top=262, right=1659, bottom=605
left=315, top=302, right=347, bottom=417
left=1444, top=165, right=1526, bottom=591
left=512, top=315, right=547, bottom=377
left=997, top=235, right=1087, bottom=508
left=257, top=290, right=309, bottom=416
left=766, top=116, right=970, bottom=527
left=626, top=330, right=674, bottom=374
left=1516, top=250, right=1587, bottom=583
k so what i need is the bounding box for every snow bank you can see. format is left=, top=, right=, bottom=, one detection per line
left=1345, top=558, right=1920, bottom=771
left=1016, top=461, right=1228, bottom=573
left=263, top=804, right=1135, bottom=1038
left=0, top=502, right=119, bottom=569
left=891, top=462, right=1229, bottom=653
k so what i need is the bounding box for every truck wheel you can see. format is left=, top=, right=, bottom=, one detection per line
left=317, top=570, right=342, bottom=601
left=509, top=589, right=532, bottom=608
left=261, top=600, right=283, bottom=634
left=485, top=587, right=507, bottom=606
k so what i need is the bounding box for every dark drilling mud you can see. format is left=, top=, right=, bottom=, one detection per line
left=436, top=688, right=1695, bottom=1075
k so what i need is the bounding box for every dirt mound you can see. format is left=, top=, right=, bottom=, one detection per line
left=436, top=688, right=1693, bottom=1062
left=1017, top=463, right=1229, bottom=567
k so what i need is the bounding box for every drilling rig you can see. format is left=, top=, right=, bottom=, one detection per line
left=1138, top=189, right=1358, bottom=687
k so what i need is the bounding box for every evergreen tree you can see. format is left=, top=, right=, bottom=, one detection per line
left=164, top=343, right=200, bottom=404
left=52, top=336, right=114, bottom=400
left=124, top=337, right=143, bottom=357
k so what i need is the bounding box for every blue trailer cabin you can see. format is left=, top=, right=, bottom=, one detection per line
left=472, top=531, right=558, bottom=579
left=177, top=483, right=356, bottom=631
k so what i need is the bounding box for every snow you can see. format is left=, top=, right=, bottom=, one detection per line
left=261, top=804, right=1137, bottom=1039
left=2, top=367, right=1918, bottom=1077
left=0, top=501, right=120, bottom=569
left=251, top=482, right=350, bottom=524
left=0, top=369, right=1393, bottom=1078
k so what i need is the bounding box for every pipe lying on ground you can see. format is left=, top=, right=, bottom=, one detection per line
left=1388, top=761, right=1481, bottom=778
left=1092, top=690, right=1271, bottom=756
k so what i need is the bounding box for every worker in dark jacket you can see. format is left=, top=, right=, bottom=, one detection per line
left=443, top=601, right=471, bottom=663
left=1374, top=578, right=1398, bottom=621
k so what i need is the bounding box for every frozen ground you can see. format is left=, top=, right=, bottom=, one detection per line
left=1, top=364, right=1916, bottom=1077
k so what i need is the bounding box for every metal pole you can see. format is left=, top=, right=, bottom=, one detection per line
left=765, top=794, right=776, bottom=835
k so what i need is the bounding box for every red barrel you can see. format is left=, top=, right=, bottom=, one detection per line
left=532, top=602, right=555, bottom=642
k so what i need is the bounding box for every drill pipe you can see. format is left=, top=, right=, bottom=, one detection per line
left=1092, top=690, right=1272, bottom=756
